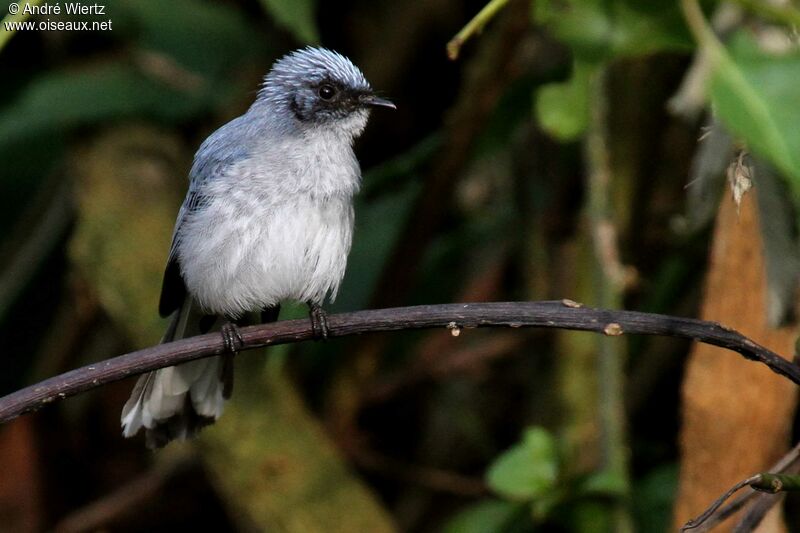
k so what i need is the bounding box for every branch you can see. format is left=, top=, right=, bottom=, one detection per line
left=681, top=472, right=800, bottom=531
left=446, top=0, right=511, bottom=60
left=1, top=301, right=799, bottom=424
left=680, top=438, right=800, bottom=531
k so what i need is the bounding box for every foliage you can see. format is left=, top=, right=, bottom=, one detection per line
left=258, top=0, right=319, bottom=44
left=442, top=499, right=525, bottom=533
left=487, top=427, right=559, bottom=502
left=709, top=31, right=800, bottom=196
left=1, top=0, right=799, bottom=531
left=0, top=65, right=216, bottom=142
left=534, top=0, right=692, bottom=60
left=532, top=0, right=691, bottom=140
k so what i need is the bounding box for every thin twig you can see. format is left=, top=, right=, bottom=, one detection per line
left=684, top=440, right=800, bottom=531
left=733, top=450, right=800, bottom=530
left=682, top=473, right=800, bottom=531
left=681, top=476, right=762, bottom=531
left=446, top=0, right=511, bottom=60
left=1, top=301, right=799, bottom=424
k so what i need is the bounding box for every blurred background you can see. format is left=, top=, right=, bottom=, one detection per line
left=2, top=0, right=800, bottom=531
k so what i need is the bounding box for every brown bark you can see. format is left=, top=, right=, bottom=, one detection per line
left=674, top=191, right=799, bottom=530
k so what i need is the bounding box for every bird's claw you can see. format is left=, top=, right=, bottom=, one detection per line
left=221, top=322, right=244, bottom=354
left=308, top=303, right=330, bottom=341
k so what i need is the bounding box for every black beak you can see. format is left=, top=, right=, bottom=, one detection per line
left=362, top=94, right=396, bottom=110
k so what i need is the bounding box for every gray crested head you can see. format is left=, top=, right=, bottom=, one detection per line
left=255, top=47, right=394, bottom=137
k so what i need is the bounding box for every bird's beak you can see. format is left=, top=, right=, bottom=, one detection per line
left=362, top=95, right=396, bottom=110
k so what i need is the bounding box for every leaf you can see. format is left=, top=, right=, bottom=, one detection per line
left=577, top=468, right=629, bottom=496
left=0, top=1, right=262, bottom=150
left=533, top=0, right=692, bottom=63
left=535, top=61, right=595, bottom=141
left=442, top=500, right=524, bottom=533
left=0, top=64, right=214, bottom=146
left=258, top=0, right=319, bottom=44
left=109, top=0, right=260, bottom=78
left=486, top=427, right=559, bottom=501
left=607, top=0, right=693, bottom=57
left=709, top=32, right=800, bottom=194
left=0, top=0, right=38, bottom=53
left=534, top=0, right=613, bottom=62
left=532, top=0, right=691, bottom=139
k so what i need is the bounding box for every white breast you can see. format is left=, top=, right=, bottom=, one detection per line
left=175, top=123, right=361, bottom=317
left=178, top=193, right=354, bottom=317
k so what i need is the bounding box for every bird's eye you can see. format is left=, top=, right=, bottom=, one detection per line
left=318, top=84, right=337, bottom=101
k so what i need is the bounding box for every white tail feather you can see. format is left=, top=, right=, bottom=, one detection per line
left=120, top=299, right=226, bottom=444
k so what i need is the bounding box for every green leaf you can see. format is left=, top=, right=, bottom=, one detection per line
left=532, top=0, right=690, bottom=140
left=0, top=0, right=262, bottom=149
left=486, top=427, right=559, bottom=501
left=259, top=0, right=319, bottom=44
left=533, top=0, right=691, bottom=62
left=108, top=0, right=261, bottom=78
left=535, top=61, right=595, bottom=140
left=534, top=0, right=613, bottom=62
left=0, top=64, right=215, bottom=146
left=442, top=500, right=524, bottom=533
left=578, top=469, right=629, bottom=496
left=709, top=32, right=800, bottom=194
left=607, top=0, right=693, bottom=57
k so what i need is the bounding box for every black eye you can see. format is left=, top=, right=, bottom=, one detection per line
left=318, top=84, right=337, bottom=100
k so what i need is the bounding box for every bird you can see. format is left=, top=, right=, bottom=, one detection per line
left=120, top=47, right=395, bottom=448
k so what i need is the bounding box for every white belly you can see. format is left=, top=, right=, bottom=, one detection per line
left=177, top=195, right=353, bottom=317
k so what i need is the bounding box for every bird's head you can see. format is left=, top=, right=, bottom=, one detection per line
left=257, top=47, right=394, bottom=137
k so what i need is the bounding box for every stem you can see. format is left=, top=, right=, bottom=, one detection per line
left=680, top=0, right=722, bottom=52
left=682, top=470, right=800, bottom=530
left=0, top=0, right=42, bottom=52
left=585, top=68, right=633, bottom=531
left=446, top=0, right=511, bottom=60
left=690, top=439, right=800, bottom=530
left=750, top=472, right=800, bottom=493
left=1, top=301, right=798, bottom=424
left=681, top=476, right=761, bottom=531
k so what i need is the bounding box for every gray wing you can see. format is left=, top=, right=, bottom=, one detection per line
left=158, top=119, right=252, bottom=317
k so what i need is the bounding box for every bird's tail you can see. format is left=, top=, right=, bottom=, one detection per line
left=120, top=299, right=229, bottom=449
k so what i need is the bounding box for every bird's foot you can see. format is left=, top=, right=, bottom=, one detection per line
left=308, top=303, right=330, bottom=341
left=221, top=321, right=244, bottom=354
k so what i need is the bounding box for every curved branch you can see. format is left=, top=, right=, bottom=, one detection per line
left=1, top=301, right=799, bottom=424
